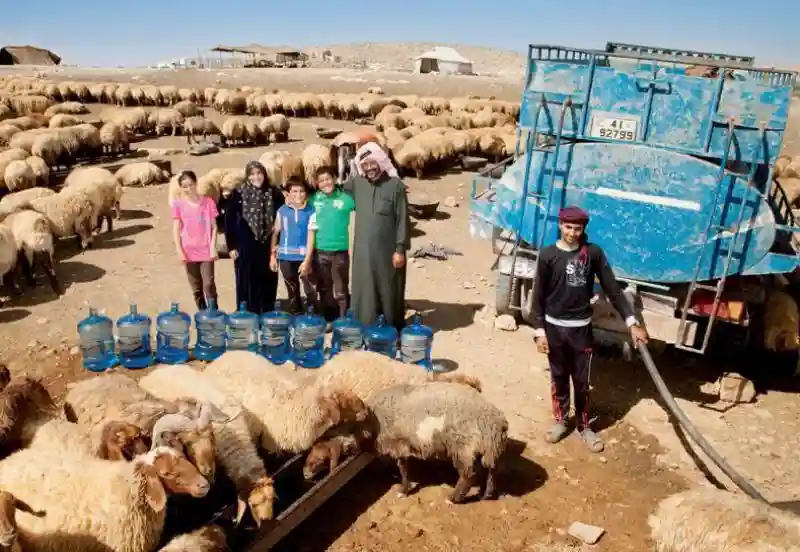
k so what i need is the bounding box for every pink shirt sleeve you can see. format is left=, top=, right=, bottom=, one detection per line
left=171, top=200, right=182, bottom=220
left=205, top=197, right=219, bottom=220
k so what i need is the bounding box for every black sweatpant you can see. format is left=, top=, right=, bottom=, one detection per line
left=278, top=259, right=316, bottom=314
left=544, top=322, right=594, bottom=429
left=315, top=250, right=350, bottom=322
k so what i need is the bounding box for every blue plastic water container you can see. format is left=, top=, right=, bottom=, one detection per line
left=400, top=313, right=434, bottom=370
left=330, top=309, right=364, bottom=357
left=116, top=303, right=154, bottom=369
left=194, top=298, right=227, bottom=361
left=155, top=302, right=191, bottom=364
left=364, top=314, right=398, bottom=359
left=260, top=301, right=292, bottom=364
left=226, top=302, right=260, bottom=352
left=292, top=305, right=326, bottom=368
left=77, top=307, right=118, bottom=372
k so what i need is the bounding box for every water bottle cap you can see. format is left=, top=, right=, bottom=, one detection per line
left=88, top=307, right=97, bottom=316
left=376, top=314, right=386, bottom=325
left=274, top=300, right=281, bottom=310
left=239, top=301, right=247, bottom=312
left=346, top=309, right=354, bottom=319
left=170, top=302, right=179, bottom=312
left=130, top=303, right=138, bottom=315
left=208, top=298, right=216, bottom=310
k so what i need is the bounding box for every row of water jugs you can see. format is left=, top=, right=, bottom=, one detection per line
left=77, top=300, right=434, bottom=373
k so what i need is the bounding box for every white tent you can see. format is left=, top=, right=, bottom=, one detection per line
left=413, top=47, right=473, bottom=75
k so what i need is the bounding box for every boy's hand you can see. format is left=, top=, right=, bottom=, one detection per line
left=177, top=248, right=188, bottom=262
left=299, top=260, right=310, bottom=276
left=392, top=252, right=405, bottom=268
left=269, top=255, right=278, bottom=272
left=229, top=250, right=239, bottom=261
left=534, top=336, right=550, bottom=354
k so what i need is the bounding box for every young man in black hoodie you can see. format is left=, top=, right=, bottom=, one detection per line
left=532, top=205, right=648, bottom=452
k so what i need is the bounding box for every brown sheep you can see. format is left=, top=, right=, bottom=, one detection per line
left=97, top=420, right=150, bottom=461
left=0, top=376, right=58, bottom=450
left=0, top=488, right=45, bottom=552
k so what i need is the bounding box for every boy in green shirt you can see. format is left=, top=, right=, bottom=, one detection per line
left=309, top=166, right=356, bottom=321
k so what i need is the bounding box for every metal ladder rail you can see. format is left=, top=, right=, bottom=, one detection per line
left=505, top=97, right=545, bottom=310
left=695, top=126, right=767, bottom=353
left=674, top=119, right=739, bottom=352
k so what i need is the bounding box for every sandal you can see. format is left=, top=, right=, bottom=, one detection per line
left=579, top=428, right=605, bottom=453
left=544, top=422, right=570, bottom=444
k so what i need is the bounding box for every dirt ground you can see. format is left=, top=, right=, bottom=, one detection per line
left=2, top=68, right=800, bottom=551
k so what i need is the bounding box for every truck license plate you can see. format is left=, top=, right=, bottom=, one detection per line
left=590, top=116, right=638, bottom=141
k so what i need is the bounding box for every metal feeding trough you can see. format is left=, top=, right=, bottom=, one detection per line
left=315, top=127, right=343, bottom=140
left=460, top=155, right=489, bottom=172
left=407, top=194, right=440, bottom=219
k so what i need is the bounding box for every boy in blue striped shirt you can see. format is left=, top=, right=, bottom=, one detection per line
left=270, top=180, right=317, bottom=314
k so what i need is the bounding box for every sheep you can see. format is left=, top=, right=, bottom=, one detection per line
left=257, top=114, right=290, bottom=142
left=149, top=108, right=185, bottom=136
left=6, top=95, right=53, bottom=116
left=0, top=210, right=60, bottom=294
left=203, top=350, right=369, bottom=455
left=29, top=133, right=65, bottom=168
left=762, top=290, right=800, bottom=352
left=0, top=226, right=19, bottom=296
left=0, top=445, right=210, bottom=552
left=0, top=375, right=58, bottom=449
left=43, top=101, right=89, bottom=117
left=302, top=429, right=362, bottom=480
left=0, top=489, right=44, bottom=552
left=27, top=189, right=94, bottom=249
left=21, top=415, right=149, bottom=461
left=220, top=118, right=246, bottom=147
left=368, top=86, right=385, bottom=95
left=183, top=116, right=219, bottom=144
left=301, top=143, right=334, bottom=188
left=22, top=156, right=48, bottom=187
left=312, top=349, right=482, bottom=400
left=0, top=366, right=9, bottom=391
left=648, top=486, right=800, bottom=551
left=116, top=162, right=170, bottom=188
left=242, top=120, right=264, bottom=146
left=99, top=121, right=129, bottom=155
left=63, top=166, right=121, bottom=231
left=2, top=161, right=34, bottom=193
left=173, top=100, right=203, bottom=118
left=308, top=381, right=508, bottom=504
left=138, top=364, right=277, bottom=525
left=0, top=187, right=55, bottom=212
left=157, top=524, right=229, bottom=552
left=47, top=113, right=82, bottom=128
left=0, top=124, right=20, bottom=147
left=0, top=149, right=29, bottom=191
left=64, top=372, right=222, bottom=482
left=258, top=150, right=303, bottom=187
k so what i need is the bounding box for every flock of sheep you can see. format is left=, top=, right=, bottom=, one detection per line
left=0, top=349, right=507, bottom=551
left=0, top=75, right=521, bottom=184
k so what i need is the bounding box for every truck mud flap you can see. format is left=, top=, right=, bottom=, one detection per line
left=244, top=452, right=374, bottom=552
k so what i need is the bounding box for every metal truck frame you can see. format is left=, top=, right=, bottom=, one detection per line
left=469, top=42, right=798, bottom=355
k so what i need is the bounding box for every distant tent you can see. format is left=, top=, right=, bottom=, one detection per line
left=0, top=45, right=61, bottom=66
left=413, top=47, right=473, bottom=75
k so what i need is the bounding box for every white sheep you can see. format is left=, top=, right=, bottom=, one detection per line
left=183, top=116, right=219, bottom=144
left=64, top=372, right=221, bottom=483
left=24, top=156, right=49, bottom=187
left=648, top=487, right=800, bottom=551
left=0, top=149, right=29, bottom=190
left=149, top=108, right=185, bottom=137
left=138, top=364, right=277, bottom=525
left=0, top=187, right=55, bottom=211
left=156, top=524, right=229, bottom=552
left=257, top=114, right=290, bottom=142
left=762, top=290, right=800, bottom=352
left=0, top=225, right=18, bottom=294
left=63, top=166, right=121, bottom=231
left=307, top=381, right=508, bottom=504
left=47, top=113, right=82, bottom=128
left=116, top=162, right=170, bottom=188
left=2, top=160, right=35, bottom=192
left=43, top=101, right=89, bottom=117
left=300, top=143, right=333, bottom=188
left=203, top=350, right=370, bottom=454
left=0, top=209, right=60, bottom=294
left=28, top=189, right=94, bottom=249
left=312, top=349, right=483, bottom=400
left=0, top=445, right=210, bottom=552
left=99, top=121, right=129, bottom=155
left=220, top=118, right=246, bottom=146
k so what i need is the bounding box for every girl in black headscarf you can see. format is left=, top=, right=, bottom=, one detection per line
left=224, top=161, right=285, bottom=315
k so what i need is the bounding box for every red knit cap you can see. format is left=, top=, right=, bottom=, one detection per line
left=559, top=205, right=589, bottom=224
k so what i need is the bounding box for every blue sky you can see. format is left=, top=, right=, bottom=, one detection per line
left=2, top=0, right=798, bottom=69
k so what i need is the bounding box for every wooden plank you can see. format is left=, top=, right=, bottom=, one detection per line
left=245, top=453, right=374, bottom=552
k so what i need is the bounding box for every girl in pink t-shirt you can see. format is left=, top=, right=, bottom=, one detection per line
left=171, top=170, right=219, bottom=310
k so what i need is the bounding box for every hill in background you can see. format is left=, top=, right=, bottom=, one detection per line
left=307, top=42, right=527, bottom=78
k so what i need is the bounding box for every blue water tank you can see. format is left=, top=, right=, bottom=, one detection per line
left=292, top=305, right=326, bottom=368
left=226, top=302, right=260, bottom=352
left=400, top=313, right=434, bottom=370
left=77, top=307, right=118, bottom=372
left=156, top=303, right=191, bottom=364
left=330, top=309, right=364, bottom=357
left=116, top=303, right=154, bottom=369
left=194, top=298, right=227, bottom=361
left=364, top=314, right=398, bottom=359
left=261, top=301, right=292, bottom=364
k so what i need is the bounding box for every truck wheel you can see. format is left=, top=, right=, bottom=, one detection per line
left=495, top=271, right=521, bottom=318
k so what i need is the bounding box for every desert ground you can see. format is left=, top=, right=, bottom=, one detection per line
left=1, top=63, right=800, bottom=551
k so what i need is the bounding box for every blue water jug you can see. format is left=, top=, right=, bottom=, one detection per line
left=261, top=301, right=292, bottom=364
left=194, top=298, right=227, bottom=361
left=156, top=303, right=191, bottom=364
left=226, top=302, right=260, bottom=352
left=330, top=309, right=364, bottom=357
left=77, top=307, right=118, bottom=372
left=116, top=303, right=154, bottom=369
left=292, top=305, right=326, bottom=368
left=400, top=313, right=434, bottom=370
left=364, top=314, right=398, bottom=358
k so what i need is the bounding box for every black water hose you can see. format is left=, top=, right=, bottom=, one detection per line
left=635, top=342, right=768, bottom=503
